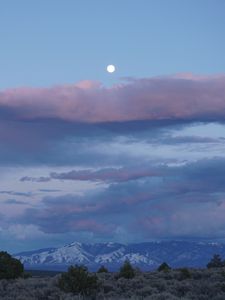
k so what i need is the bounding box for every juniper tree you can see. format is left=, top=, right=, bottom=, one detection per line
left=58, top=265, right=98, bottom=296
left=207, top=254, right=224, bottom=268
left=0, top=251, right=24, bottom=279
left=119, top=260, right=135, bottom=279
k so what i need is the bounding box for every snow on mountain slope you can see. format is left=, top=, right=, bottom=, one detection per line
left=16, top=242, right=93, bottom=265
left=14, top=240, right=225, bottom=271
left=95, top=246, right=126, bottom=263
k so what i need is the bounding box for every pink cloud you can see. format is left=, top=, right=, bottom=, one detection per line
left=49, top=167, right=162, bottom=182
left=69, top=219, right=115, bottom=234
left=0, top=74, right=225, bottom=124
left=137, top=200, right=225, bottom=238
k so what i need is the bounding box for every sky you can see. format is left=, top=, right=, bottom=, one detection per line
left=0, top=0, right=225, bottom=253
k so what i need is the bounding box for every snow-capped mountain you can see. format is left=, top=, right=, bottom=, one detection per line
left=14, top=241, right=225, bottom=271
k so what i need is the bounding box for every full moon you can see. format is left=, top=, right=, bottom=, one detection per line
left=107, top=64, right=116, bottom=73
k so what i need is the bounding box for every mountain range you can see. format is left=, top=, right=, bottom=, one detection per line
left=14, top=241, right=225, bottom=271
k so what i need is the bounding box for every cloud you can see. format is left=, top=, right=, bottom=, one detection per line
left=50, top=167, right=163, bottom=182
left=19, top=193, right=116, bottom=235
left=1, top=74, right=225, bottom=167
left=20, top=176, right=50, bottom=182
left=38, top=189, right=61, bottom=192
left=0, top=74, right=225, bottom=124
left=20, top=152, right=225, bottom=187
left=2, top=224, right=45, bottom=240
left=157, top=135, right=222, bottom=145
left=137, top=201, right=225, bottom=239
left=1, top=74, right=225, bottom=245
left=3, top=199, right=27, bottom=205
left=0, top=191, right=32, bottom=197
left=16, top=158, right=225, bottom=240
left=20, top=166, right=164, bottom=183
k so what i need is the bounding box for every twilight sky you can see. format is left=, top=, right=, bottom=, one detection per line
left=1, top=0, right=225, bottom=252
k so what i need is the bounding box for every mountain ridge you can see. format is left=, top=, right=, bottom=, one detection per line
left=14, top=240, right=225, bottom=271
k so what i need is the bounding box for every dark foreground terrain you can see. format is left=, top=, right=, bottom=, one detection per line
left=1, top=268, right=225, bottom=300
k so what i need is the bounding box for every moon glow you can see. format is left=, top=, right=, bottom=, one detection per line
left=107, top=65, right=116, bottom=73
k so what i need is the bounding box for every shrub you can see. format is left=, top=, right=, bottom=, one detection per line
left=207, top=254, right=224, bottom=268
left=103, top=283, right=114, bottom=293
left=118, top=260, right=135, bottom=279
left=178, top=268, right=191, bottom=280
left=158, top=262, right=171, bottom=272
left=0, top=251, right=24, bottom=279
left=22, top=271, right=32, bottom=279
left=97, top=265, right=108, bottom=273
left=58, top=265, right=98, bottom=296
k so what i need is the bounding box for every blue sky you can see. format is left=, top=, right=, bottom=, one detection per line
left=0, top=0, right=225, bottom=88
left=0, top=0, right=225, bottom=253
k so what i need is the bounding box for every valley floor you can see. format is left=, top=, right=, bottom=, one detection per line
left=1, top=268, right=225, bottom=299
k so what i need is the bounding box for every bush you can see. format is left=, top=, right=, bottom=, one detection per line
left=58, top=265, right=98, bottom=296
left=0, top=251, right=24, bottom=279
left=22, top=271, right=32, bottom=279
left=158, top=262, right=171, bottom=272
left=207, top=254, right=225, bottom=268
left=178, top=268, right=191, bottom=280
left=118, top=260, right=135, bottom=279
left=97, top=265, right=108, bottom=273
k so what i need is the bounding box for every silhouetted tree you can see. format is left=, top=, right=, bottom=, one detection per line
left=58, top=265, right=98, bottom=296
left=0, top=251, right=24, bottom=279
left=119, top=260, right=135, bottom=279
left=97, top=265, right=108, bottom=273
left=207, top=254, right=224, bottom=268
left=158, top=262, right=171, bottom=272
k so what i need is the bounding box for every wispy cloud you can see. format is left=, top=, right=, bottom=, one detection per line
left=20, top=166, right=164, bottom=183
left=3, top=199, right=27, bottom=205
left=0, top=191, right=32, bottom=197
left=20, top=176, right=50, bottom=182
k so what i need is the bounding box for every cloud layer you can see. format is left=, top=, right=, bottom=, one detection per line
left=14, top=158, right=225, bottom=240
left=1, top=75, right=225, bottom=250
left=1, top=74, right=225, bottom=124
